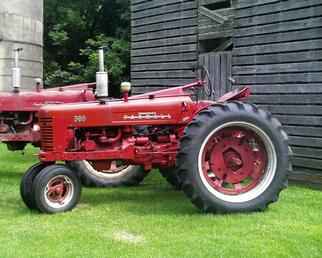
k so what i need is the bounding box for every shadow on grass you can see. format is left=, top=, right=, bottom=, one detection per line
left=81, top=185, right=202, bottom=216
left=0, top=171, right=24, bottom=180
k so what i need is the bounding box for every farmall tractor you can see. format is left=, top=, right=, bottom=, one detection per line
left=0, top=48, right=148, bottom=189
left=20, top=61, right=291, bottom=214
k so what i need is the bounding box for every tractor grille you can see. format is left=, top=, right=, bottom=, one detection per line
left=39, top=117, right=54, bottom=151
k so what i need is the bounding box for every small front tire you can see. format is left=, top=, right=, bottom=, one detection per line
left=20, top=163, right=46, bottom=210
left=32, top=165, right=81, bottom=214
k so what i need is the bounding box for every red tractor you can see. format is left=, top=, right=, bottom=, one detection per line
left=0, top=48, right=148, bottom=188
left=20, top=69, right=291, bottom=214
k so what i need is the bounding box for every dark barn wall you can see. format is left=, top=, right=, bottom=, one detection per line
left=233, top=0, right=322, bottom=184
left=130, top=0, right=322, bottom=184
left=131, top=0, right=198, bottom=93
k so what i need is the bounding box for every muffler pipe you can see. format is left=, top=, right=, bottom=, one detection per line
left=96, top=47, right=109, bottom=98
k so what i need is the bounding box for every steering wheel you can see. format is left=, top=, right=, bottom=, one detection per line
left=201, top=66, right=213, bottom=97
left=194, top=65, right=213, bottom=97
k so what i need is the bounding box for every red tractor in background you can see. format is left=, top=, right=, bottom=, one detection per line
left=20, top=65, right=291, bottom=214
left=0, top=48, right=148, bottom=188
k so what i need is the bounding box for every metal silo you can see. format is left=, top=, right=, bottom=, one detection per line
left=0, top=0, right=43, bottom=91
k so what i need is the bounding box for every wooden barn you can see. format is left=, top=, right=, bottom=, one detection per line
left=130, top=0, right=322, bottom=184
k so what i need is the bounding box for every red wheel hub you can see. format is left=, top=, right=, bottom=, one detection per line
left=47, top=177, right=70, bottom=204
left=202, top=127, right=268, bottom=195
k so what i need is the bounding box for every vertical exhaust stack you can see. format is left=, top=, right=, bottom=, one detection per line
left=12, top=48, right=23, bottom=93
left=96, top=47, right=109, bottom=98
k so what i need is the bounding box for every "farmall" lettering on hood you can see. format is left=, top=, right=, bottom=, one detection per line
left=123, top=112, right=172, bottom=120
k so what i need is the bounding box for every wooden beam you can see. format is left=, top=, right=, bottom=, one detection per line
left=199, top=29, right=233, bottom=40
left=199, top=6, right=227, bottom=24
left=200, top=0, right=230, bottom=6
left=215, top=39, right=233, bottom=51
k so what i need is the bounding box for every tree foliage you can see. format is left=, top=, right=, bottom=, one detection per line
left=44, top=0, right=130, bottom=92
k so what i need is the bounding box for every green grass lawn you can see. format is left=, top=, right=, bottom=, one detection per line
left=0, top=145, right=322, bottom=258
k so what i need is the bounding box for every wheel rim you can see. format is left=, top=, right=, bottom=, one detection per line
left=44, top=175, right=74, bottom=209
left=198, top=121, right=277, bottom=203
left=82, top=160, right=135, bottom=179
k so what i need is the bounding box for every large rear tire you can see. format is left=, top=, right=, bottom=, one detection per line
left=177, top=102, right=290, bottom=213
left=68, top=160, right=149, bottom=187
left=159, top=168, right=182, bottom=190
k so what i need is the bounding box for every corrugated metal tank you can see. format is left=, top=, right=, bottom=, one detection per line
left=0, top=0, right=43, bottom=91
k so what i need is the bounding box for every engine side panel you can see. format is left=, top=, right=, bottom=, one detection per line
left=38, top=96, right=203, bottom=169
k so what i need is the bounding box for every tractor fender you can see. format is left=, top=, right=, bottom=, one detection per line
left=193, top=87, right=251, bottom=115
left=217, top=87, right=251, bottom=103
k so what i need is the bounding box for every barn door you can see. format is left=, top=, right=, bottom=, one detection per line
left=199, top=51, right=232, bottom=99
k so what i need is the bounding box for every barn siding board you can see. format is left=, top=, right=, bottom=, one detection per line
left=259, top=105, right=322, bottom=116
left=283, top=126, right=322, bottom=138
left=233, top=62, right=322, bottom=75
left=235, top=73, right=322, bottom=85
left=132, top=11, right=197, bottom=28
left=233, top=50, right=322, bottom=66
left=131, top=53, right=197, bottom=64
left=236, top=0, right=322, bottom=18
left=236, top=5, right=322, bottom=28
left=132, top=19, right=196, bottom=35
left=234, top=28, right=322, bottom=47
left=131, top=44, right=197, bottom=57
left=274, top=115, right=322, bottom=127
left=234, top=39, right=322, bottom=56
left=235, top=16, right=322, bottom=37
left=250, top=94, right=322, bottom=105
left=132, top=2, right=196, bottom=19
left=233, top=0, right=322, bottom=182
left=292, top=147, right=322, bottom=160
left=131, top=0, right=198, bottom=92
left=132, top=78, right=196, bottom=87
left=131, top=61, right=197, bottom=72
left=132, top=35, right=197, bottom=49
left=131, top=70, right=196, bottom=79
left=250, top=84, right=322, bottom=94
left=132, top=0, right=194, bottom=12
left=132, top=27, right=197, bottom=42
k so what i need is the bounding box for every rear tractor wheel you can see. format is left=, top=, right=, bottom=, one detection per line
left=69, top=160, right=149, bottom=187
left=159, top=167, right=182, bottom=190
left=178, top=102, right=290, bottom=213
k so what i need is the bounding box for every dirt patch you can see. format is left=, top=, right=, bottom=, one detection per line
left=113, top=230, right=145, bottom=244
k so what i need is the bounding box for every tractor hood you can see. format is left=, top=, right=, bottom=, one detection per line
left=39, top=96, right=197, bottom=127
left=0, top=84, right=95, bottom=112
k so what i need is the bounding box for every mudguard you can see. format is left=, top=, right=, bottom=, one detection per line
left=217, top=87, right=251, bottom=102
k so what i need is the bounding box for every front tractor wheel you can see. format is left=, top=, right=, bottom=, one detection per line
left=178, top=102, right=290, bottom=213
left=32, top=165, right=81, bottom=214
left=20, top=163, right=46, bottom=209
left=69, top=160, right=149, bottom=188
